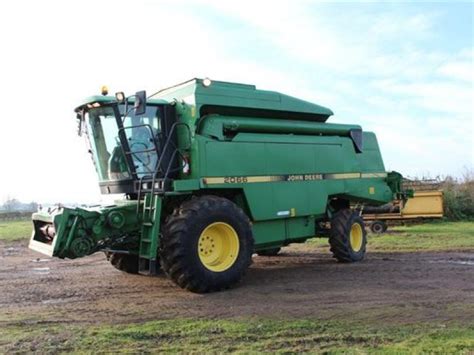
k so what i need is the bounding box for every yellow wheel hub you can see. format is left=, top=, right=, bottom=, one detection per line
left=350, top=223, right=363, bottom=252
left=198, top=222, right=240, bottom=272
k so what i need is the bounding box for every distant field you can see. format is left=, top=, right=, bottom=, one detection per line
left=0, top=219, right=31, bottom=242
left=369, top=221, right=474, bottom=252
left=307, top=221, right=474, bottom=252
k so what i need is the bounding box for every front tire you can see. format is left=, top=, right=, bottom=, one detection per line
left=109, top=253, right=139, bottom=274
left=329, top=209, right=367, bottom=262
left=160, top=196, right=254, bottom=293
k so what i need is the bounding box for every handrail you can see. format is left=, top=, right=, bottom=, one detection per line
left=150, top=122, right=192, bottom=196
left=134, top=122, right=192, bottom=219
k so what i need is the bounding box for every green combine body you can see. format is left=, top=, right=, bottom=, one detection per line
left=30, top=78, right=406, bottom=292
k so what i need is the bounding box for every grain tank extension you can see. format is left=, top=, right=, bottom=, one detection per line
left=29, top=78, right=408, bottom=293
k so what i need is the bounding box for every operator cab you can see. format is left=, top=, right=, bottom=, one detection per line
left=75, top=91, right=179, bottom=195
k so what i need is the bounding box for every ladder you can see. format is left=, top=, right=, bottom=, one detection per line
left=138, top=193, right=161, bottom=275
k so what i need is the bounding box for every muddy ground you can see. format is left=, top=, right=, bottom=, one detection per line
left=0, top=241, right=473, bottom=326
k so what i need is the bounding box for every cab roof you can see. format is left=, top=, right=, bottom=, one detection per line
left=74, top=96, right=167, bottom=113
left=75, top=78, right=334, bottom=122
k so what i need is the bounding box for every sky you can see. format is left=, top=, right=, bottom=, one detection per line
left=0, top=0, right=472, bottom=204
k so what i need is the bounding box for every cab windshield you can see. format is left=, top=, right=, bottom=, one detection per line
left=85, top=105, right=162, bottom=181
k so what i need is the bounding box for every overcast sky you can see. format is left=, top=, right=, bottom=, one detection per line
left=0, top=0, right=472, bottom=204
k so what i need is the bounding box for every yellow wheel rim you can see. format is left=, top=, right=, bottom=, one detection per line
left=350, top=223, right=363, bottom=252
left=198, top=222, right=240, bottom=272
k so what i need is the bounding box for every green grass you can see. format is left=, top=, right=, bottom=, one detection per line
left=368, top=221, right=474, bottom=252
left=310, top=221, right=474, bottom=252
left=1, top=318, right=473, bottom=353
left=0, top=219, right=31, bottom=242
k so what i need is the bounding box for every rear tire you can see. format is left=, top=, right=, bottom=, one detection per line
left=109, top=253, right=139, bottom=274
left=160, top=196, right=254, bottom=293
left=329, top=209, right=367, bottom=262
left=256, top=248, right=281, bottom=256
left=370, top=220, right=387, bottom=234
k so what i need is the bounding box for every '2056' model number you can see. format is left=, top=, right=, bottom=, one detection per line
left=224, top=176, right=248, bottom=183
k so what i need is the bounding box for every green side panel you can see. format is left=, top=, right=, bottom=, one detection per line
left=286, top=216, right=315, bottom=240
left=252, top=219, right=286, bottom=247
left=197, top=129, right=392, bottom=221
left=242, top=184, right=275, bottom=220
left=355, top=132, right=385, bottom=172
left=252, top=216, right=316, bottom=249
left=344, top=178, right=393, bottom=203
left=271, top=182, right=311, bottom=217
left=205, top=141, right=265, bottom=175
left=347, top=132, right=392, bottom=202
left=203, top=137, right=350, bottom=176
left=173, top=179, right=200, bottom=191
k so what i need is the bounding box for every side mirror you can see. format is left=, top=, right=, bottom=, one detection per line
left=134, top=90, right=147, bottom=115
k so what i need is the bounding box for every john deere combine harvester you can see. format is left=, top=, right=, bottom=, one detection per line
left=30, top=78, right=406, bottom=293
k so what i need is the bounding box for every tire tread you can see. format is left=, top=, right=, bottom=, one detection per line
left=160, top=196, right=254, bottom=293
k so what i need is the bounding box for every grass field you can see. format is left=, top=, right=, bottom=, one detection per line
left=368, top=221, right=474, bottom=252
left=310, top=221, right=474, bottom=252
left=0, top=219, right=31, bottom=242
left=2, top=317, right=473, bottom=353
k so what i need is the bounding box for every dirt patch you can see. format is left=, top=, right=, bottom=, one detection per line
left=0, top=241, right=473, bottom=326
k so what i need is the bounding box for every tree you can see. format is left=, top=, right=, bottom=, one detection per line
left=2, top=198, right=21, bottom=212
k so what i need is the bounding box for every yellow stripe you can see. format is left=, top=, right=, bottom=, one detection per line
left=324, top=173, right=361, bottom=180
left=247, top=176, right=279, bottom=183
left=203, top=172, right=387, bottom=185
left=203, top=177, right=226, bottom=184
left=361, top=173, right=388, bottom=178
